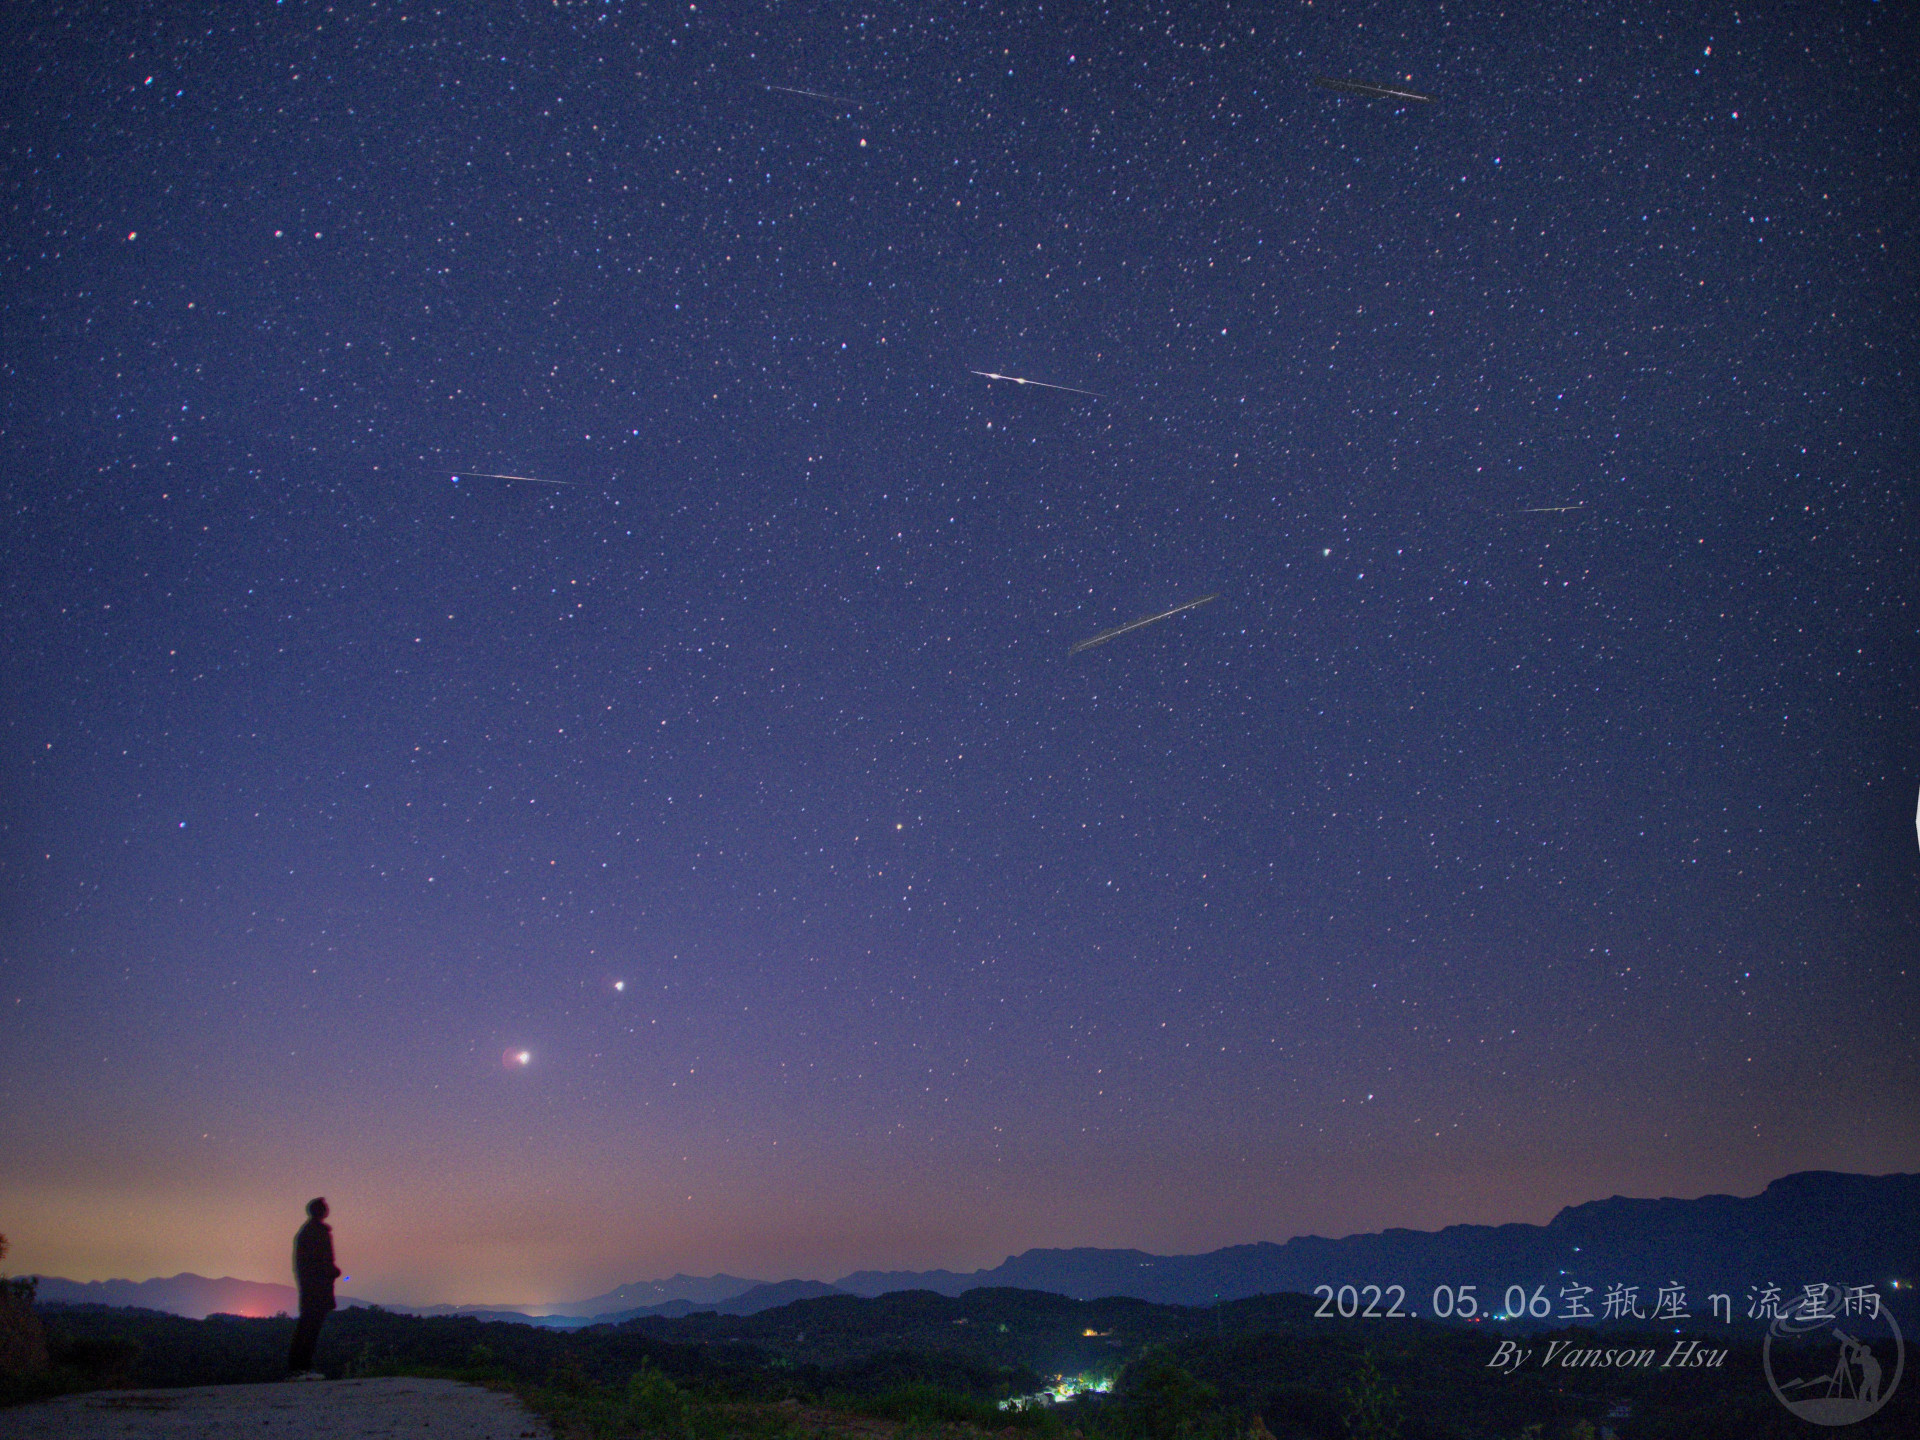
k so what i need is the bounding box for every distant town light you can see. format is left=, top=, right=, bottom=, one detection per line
left=999, top=1375, right=1113, bottom=1410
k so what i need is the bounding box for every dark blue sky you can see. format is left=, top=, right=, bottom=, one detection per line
left=2, top=0, right=1914, bottom=1305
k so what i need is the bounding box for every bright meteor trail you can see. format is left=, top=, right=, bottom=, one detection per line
left=1070, top=593, right=1219, bottom=656
left=1313, top=76, right=1437, bottom=103
left=767, top=85, right=865, bottom=107
left=970, top=371, right=1103, bottom=399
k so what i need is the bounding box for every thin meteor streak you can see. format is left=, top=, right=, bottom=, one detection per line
left=970, top=370, right=1103, bottom=399
left=1516, top=503, right=1584, bottom=513
left=767, top=84, right=865, bottom=107
left=451, top=471, right=573, bottom=486
left=1313, top=76, right=1437, bottom=104
left=1071, top=593, right=1219, bottom=656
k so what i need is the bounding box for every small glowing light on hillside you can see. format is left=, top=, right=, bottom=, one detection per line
left=504, top=1048, right=532, bottom=1068
left=614, top=980, right=626, bottom=992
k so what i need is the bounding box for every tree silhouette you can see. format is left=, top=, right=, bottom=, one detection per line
left=1340, top=1350, right=1405, bottom=1440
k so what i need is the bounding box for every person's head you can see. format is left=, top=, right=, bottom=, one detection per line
left=306, top=1197, right=329, bottom=1220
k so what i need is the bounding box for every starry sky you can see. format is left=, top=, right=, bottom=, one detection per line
left=2, top=1, right=1915, bottom=1308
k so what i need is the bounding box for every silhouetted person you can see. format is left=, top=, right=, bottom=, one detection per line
left=287, top=1197, right=340, bottom=1376
left=1844, top=1334, right=1882, bottom=1404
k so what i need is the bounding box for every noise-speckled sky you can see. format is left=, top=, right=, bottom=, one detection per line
left=3, top=0, right=1914, bottom=1306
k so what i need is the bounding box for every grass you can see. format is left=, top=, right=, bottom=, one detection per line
left=505, top=1368, right=1066, bottom=1440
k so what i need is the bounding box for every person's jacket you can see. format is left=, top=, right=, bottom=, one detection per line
left=293, top=1218, right=340, bottom=1306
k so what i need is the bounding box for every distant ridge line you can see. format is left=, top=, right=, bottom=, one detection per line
left=29, top=1171, right=1917, bottom=1323
left=836, top=1170, right=1918, bottom=1306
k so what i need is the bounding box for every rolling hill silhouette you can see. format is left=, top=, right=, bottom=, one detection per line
left=30, top=1171, right=1913, bottom=1325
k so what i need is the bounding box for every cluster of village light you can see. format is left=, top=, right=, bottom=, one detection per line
left=998, top=1375, right=1114, bottom=1411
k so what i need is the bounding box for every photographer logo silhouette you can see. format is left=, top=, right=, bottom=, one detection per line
left=1762, top=1283, right=1902, bottom=1426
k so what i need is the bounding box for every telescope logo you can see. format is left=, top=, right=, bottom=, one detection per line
left=1762, top=1286, right=1902, bottom=1426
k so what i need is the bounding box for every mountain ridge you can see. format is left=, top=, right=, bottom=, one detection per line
left=25, top=1170, right=1914, bottom=1323
left=831, top=1169, right=1916, bottom=1308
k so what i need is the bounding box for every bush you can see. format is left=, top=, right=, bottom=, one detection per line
left=53, top=1334, right=141, bottom=1387
left=1113, top=1348, right=1235, bottom=1440
left=852, top=1383, right=999, bottom=1428
left=626, top=1360, right=690, bottom=1434
left=0, top=1271, right=50, bottom=1379
left=1337, top=1352, right=1401, bottom=1440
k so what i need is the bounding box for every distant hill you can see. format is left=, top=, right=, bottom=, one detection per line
left=566, top=1278, right=850, bottom=1326
left=23, top=1272, right=816, bottom=1329
left=534, top=1272, right=763, bottom=1318
left=29, top=1274, right=353, bottom=1320
left=715, top=1278, right=846, bottom=1314
left=30, top=1171, right=1913, bottom=1326
left=836, top=1171, right=1919, bottom=1312
left=388, top=1272, right=765, bottom=1322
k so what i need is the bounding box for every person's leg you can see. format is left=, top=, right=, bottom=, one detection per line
left=288, top=1305, right=323, bottom=1373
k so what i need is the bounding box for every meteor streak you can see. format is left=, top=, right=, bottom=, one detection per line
left=1071, top=593, right=1219, bottom=656
left=971, top=370, right=1103, bottom=399
left=1313, top=76, right=1436, bottom=104
left=451, top=471, right=572, bottom=486
left=1516, top=503, right=1584, bottom=513
left=767, top=84, right=865, bottom=107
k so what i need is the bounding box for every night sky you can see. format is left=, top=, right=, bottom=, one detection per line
left=2, top=1, right=1915, bottom=1308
